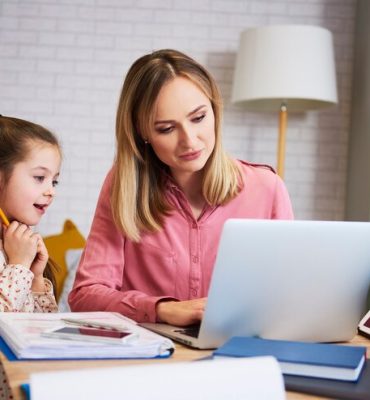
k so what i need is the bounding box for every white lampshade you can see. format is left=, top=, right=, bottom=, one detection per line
left=232, top=25, right=338, bottom=111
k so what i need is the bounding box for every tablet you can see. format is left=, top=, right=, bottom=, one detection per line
left=358, top=310, right=370, bottom=339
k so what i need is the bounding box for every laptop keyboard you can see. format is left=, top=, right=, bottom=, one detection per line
left=174, top=324, right=200, bottom=338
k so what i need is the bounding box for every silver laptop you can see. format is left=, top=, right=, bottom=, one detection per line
left=141, top=219, right=370, bottom=349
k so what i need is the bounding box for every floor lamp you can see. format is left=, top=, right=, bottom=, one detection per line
left=231, top=25, right=338, bottom=178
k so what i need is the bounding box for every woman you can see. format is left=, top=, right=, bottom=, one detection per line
left=69, top=49, right=293, bottom=326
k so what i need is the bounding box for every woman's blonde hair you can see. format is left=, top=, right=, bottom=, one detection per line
left=112, top=49, right=241, bottom=241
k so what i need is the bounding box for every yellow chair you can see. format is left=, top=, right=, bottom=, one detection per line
left=43, top=220, right=85, bottom=301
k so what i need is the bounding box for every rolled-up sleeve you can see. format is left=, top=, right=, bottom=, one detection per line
left=68, top=170, right=174, bottom=322
left=271, top=174, right=294, bottom=219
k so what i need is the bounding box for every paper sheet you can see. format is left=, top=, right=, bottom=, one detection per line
left=31, top=356, right=285, bottom=400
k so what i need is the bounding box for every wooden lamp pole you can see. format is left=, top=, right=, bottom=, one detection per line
left=277, top=103, right=287, bottom=178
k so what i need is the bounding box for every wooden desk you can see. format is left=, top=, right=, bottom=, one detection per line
left=1, top=335, right=369, bottom=400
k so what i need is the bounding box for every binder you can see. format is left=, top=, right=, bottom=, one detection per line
left=0, top=336, right=172, bottom=361
left=0, top=312, right=174, bottom=360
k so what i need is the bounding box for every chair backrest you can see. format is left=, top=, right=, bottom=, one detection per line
left=43, top=219, right=85, bottom=301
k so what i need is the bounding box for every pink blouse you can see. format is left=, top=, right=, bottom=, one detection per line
left=69, top=161, right=294, bottom=322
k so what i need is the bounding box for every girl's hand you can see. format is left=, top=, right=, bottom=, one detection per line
left=30, top=235, right=49, bottom=292
left=156, top=298, right=206, bottom=326
left=3, top=221, right=38, bottom=269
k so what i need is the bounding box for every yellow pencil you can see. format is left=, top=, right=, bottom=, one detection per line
left=0, top=208, right=10, bottom=226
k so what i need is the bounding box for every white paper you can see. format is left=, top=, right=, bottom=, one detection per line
left=31, top=357, right=285, bottom=400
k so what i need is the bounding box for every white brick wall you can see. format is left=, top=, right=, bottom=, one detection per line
left=0, top=0, right=356, bottom=236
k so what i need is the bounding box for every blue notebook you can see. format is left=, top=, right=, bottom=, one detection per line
left=213, top=336, right=366, bottom=381
left=20, top=383, right=30, bottom=400
left=284, top=360, right=370, bottom=400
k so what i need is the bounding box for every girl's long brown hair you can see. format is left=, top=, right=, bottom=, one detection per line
left=0, top=115, right=61, bottom=297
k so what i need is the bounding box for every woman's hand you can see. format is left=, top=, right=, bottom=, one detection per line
left=30, top=235, right=49, bottom=292
left=3, top=221, right=38, bottom=269
left=156, top=298, right=206, bottom=326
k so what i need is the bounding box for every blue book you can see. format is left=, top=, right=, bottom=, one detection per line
left=213, top=337, right=367, bottom=382
left=284, top=361, right=370, bottom=400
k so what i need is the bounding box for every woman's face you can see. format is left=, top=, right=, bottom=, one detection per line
left=147, top=76, right=215, bottom=183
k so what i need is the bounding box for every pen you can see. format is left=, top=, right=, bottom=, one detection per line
left=61, top=318, right=130, bottom=332
left=0, top=208, right=10, bottom=227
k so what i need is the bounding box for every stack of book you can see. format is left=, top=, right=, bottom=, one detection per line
left=0, top=312, right=174, bottom=360
left=213, top=336, right=369, bottom=400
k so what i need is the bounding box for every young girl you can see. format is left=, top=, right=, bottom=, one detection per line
left=69, top=49, right=294, bottom=326
left=0, top=115, right=60, bottom=313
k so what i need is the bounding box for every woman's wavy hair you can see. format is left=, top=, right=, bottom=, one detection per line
left=112, top=49, right=241, bottom=241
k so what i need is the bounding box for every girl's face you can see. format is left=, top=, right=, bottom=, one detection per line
left=0, top=141, right=61, bottom=226
left=148, top=76, right=215, bottom=183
